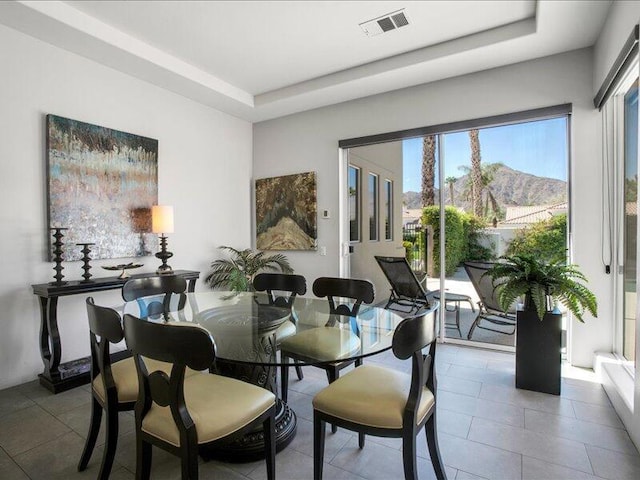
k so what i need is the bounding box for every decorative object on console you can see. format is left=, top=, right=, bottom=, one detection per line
left=255, top=171, right=317, bottom=250
left=46, top=114, right=158, bottom=261
left=49, top=227, right=68, bottom=285
left=101, top=263, right=144, bottom=279
left=76, top=243, right=95, bottom=282
left=152, top=205, right=174, bottom=274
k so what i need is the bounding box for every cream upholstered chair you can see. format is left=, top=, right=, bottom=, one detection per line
left=312, top=304, right=447, bottom=480
left=253, top=272, right=307, bottom=380
left=123, top=314, right=276, bottom=480
left=280, top=277, right=374, bottom=434
left=78, top=297, right=178, bottom=479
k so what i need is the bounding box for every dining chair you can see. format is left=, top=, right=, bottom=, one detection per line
left=78, top=297, right=175, bottom=479
left=121, top=274, right=187, bottom=320
left=253, top=272, right=307, bottom=380
left=279, top=277, right=375, bottom=412
left=123, top=313, right=277, bottom=480
left=312, top=304, right=447, bottom=480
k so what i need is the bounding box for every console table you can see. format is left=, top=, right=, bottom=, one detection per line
left=31, top=269, right=200, bottom=393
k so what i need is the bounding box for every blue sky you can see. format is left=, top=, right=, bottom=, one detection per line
left=402, top=117, right=568, bottom=192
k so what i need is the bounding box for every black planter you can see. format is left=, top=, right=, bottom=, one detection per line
left=515, top=309, right=562, bottom=395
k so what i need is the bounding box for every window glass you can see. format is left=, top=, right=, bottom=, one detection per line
left=369, top=173, right=378, bottom=241
left=384, top=179, right=393, bottom=240
left=349, top=166, right=360, bottom=242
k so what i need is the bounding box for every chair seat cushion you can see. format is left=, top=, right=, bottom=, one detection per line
left=280, top=327, right=361, bottom=362
left=93, top=357, right=199, bottom=404
left=313, top=364, right=434, bottom=429
left=141, top=373, right=275, bottom=446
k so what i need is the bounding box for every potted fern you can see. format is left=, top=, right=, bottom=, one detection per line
left=487, top=254, right=597, bottom=395
left=205, top=246, right=293, bottom=293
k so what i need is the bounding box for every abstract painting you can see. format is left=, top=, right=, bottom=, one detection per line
left=46, top=114, right=158, bottom=261
left=255, top=172, right=317, bottom=250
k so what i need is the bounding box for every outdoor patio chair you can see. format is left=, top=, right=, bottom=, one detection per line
left=463, top=261, right=516, bottom=340
left=374, top=256, right=474, bottom=336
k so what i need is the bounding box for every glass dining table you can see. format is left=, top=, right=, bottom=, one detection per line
left=123, top=290, right=405, bottom=461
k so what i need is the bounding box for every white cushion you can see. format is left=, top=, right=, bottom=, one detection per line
left=313, top=364, right=434, bottom=429
left=141, top=373, right=275, bottom=446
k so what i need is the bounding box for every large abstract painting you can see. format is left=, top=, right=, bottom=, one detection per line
left=255, top=172, right=317, bottom=250
left=46, top=115, right=158, bottom=261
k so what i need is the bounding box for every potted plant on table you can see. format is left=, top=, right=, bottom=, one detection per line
left=487, top=254, right=597, bottom=395
left=205, top=246, right=293, bottom=293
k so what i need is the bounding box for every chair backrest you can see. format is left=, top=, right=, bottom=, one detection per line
left=86, top=297, right=124, bottom=399
left=123, top=314, right=214, bottom=445
left=374, top=256, right=429, bottom=300
left=390, top=302, right=439, bottom=427
left=312, top=277, right=375, bottom=316
left=253, top=273, right=307, bottom=309
left=463, top=261, right=514, bottom=314
left=122, top=275, right=187, bottom=318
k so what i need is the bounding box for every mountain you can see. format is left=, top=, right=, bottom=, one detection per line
left=403, top=164, right=567, bottom=211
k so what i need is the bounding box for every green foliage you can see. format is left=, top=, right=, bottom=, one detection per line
left=422, top=206, right=494, bottom=276
left=506, top=214, right=567, bottom=263
left=205, top=246, right=293, bottom=293
left=486, top=253, right=597, bottom=322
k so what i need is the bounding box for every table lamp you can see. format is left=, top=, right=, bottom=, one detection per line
left=152, top=205, right=174, bottom=274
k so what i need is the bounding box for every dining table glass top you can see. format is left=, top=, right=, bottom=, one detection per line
left=123, top=291, right=404, bottom=367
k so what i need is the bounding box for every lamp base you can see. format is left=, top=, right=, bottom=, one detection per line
left=155, top=235, right=174, bottom=275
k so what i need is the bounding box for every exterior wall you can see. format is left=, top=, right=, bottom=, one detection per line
left=0, top=24, right=253, bottom=389
left=253, top=48, right=607, bottom=371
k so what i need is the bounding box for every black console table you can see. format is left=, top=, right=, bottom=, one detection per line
left=31, top=269, right=200, bottom=393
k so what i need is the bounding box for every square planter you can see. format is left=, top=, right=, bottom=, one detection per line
left=515, top=309, right=562, bottom=395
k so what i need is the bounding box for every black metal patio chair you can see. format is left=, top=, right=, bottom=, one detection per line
left=463, top=261, right=516, bottom=340
left=374, top=256, right=474, bottom=336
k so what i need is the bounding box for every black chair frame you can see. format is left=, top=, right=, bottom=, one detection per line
left=123, top=314, right=276, bottom=480
left=313, top=305, right=447, bottom=480
left=122, top=274, right=187, bottom=320
left=281, top=277, right=375, bottom=432
left=463, top=262, right=516, bottom=340
left=253, top=272, right=307, bottom=381
left=77, top=297, right=133, bottom=480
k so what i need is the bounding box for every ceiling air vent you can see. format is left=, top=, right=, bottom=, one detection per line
left=360, top=9, right=409, bottom=37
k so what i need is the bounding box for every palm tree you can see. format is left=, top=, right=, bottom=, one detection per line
left=421, top=135, right=436, bottom=206
left=469, top=129, right=483, bottom=217
left=459, top=163, right=502, bottom=219
left=445, top=176, right=457, bottom=206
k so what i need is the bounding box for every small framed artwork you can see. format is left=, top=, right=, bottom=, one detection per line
left=255, top=171, right=317, bottom=250
left=46, top=114, right=159, bottom=261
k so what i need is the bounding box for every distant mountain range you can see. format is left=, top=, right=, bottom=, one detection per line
left=403, top=164, right=567, bottom=210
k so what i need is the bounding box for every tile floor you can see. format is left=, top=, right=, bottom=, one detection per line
left=1, top=345, right=640, bottom=480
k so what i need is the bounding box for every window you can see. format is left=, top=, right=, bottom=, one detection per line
left=384, top=179, right=393, bottom=240
left=623, top=78, right=638, bottom=362
left=369, top=173, right=378, bottom=241
left=348, top=166, right=360, bottom=242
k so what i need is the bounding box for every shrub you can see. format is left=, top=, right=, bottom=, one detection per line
left=506, top=213, right=567, bottom=263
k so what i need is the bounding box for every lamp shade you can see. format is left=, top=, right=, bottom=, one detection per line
left=151, top=205, right=174, bottom=234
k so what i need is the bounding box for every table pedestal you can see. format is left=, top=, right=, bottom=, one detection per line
left=204, top=359, right=296, bottom=462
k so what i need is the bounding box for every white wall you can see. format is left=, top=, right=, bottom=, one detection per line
left=347, top=142, right=404, bottom=303
left=254, top=48, right=607, bottom=369
left=592, top=0, right=640, bottom=450
left=0, top=25, right=253, bottom=389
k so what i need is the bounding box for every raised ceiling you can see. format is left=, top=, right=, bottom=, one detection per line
left=0, top=1, right=612, bottom=122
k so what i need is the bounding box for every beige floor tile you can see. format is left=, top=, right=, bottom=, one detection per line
left=479, top=382, right=576, bottom=417
left=571, top=400, right=625, bottom=429
left=522, top=456, right=606, bottom=480
left=0, top=387, right=35, bottom=419
left=468, top=417, right=593, bottom=473
left=0, top=405, right=70, bottom=456
left=438, top=390, right=525, bottom=427
left=0, top=447, right=29, bottom=480
left=524, top=409, right=638, bottom=456
left=586, top=445, right=640, bottom=480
